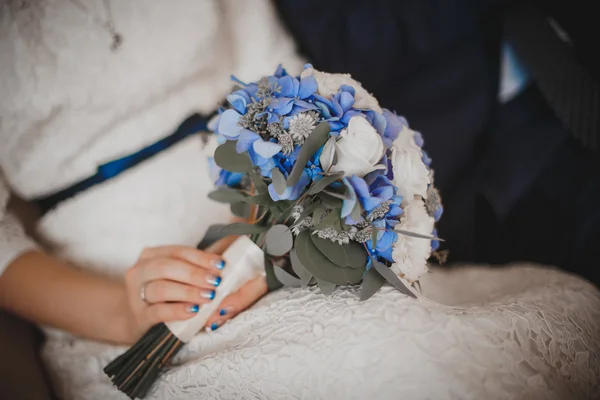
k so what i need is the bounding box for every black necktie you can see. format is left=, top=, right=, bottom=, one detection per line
left=504, top=3, right=599, bottom=153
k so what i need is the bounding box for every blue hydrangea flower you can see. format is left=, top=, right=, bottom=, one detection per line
left=269, top=75, right=319, bottom=116
left=366, top=219, right=397, bottom=263
left=235, top=130, right=282, bottom=175
left=313, top=86, right=364, bottom=133
left=382, top=110, right=408, bottom=148
left=431, top=228, right=440, bottom=251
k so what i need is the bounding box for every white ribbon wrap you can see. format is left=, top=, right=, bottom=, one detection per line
left=165, top=235, right=265, bottom=343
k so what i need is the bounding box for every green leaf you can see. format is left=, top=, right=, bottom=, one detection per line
left=271, top=168, right=287, bottom=196
left=314, top=210, right=340, bottom=230
left=208, top=188, right=246, bottom=204
left=295, top=231, right=365, bottom=285
left=395, top=229, right=442, bottom=241
left=286, top=121, right=330, bottom=187
left=371, top=225, right=378, bottom=250
left=312, top=205, right=327, bottom=224
left=218, top=222, right=268, bottom=236
left=359, top=267, right=386, bottom=301
left=249, top=168, right=268, bottom=195
left=264, top=255, right=284, bottom=292
left=243, top=195, right=273, bottom=206
left=345, top=241, right=369, bottom=268
left=290, top=249, right=313, bottom=285
left=316, top=278, right=336, bottom=295
left=322, top=187, right=352, bottom=200
left=214, top=140, right=252, bottom=173
left=350, top=200, right=363, bottom=223
left=264, top=225, right=294, bottom=256
left=274, top=266, right=302, bottom=287
left=296, top=201, right=319, bottom=224
left=307, top=172, right=344, bottom=195
left=318, top=192, right=343, bottom=209
left=311, top=235, right=348, bottom=267
left=230, top=202, right=250, bottom=218
left=372, top=260, right=416, bottom=298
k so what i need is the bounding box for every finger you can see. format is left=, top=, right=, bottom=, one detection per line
left=139, top=257, right=223, bottom=288
left=205, top=276, right=267, bottom=330
left=143, top=280, right=217, bottom=304
left=139, top=246, right=225, bottom=271
left=144, top=302, right=202, bottom=325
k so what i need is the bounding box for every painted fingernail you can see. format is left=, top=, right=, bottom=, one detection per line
left=186, top=304, right=199, bottom=313
left=209, top=321, right=222, bottom=331
left=219, top=308, right=228, bottom=316
left=213, top=259, right=226, bottom=270
left=206, top=275, right=222, bottom=287
left=201, top=290, right=216, bottom=300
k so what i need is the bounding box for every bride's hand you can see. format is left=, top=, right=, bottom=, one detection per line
left=124, top=245, right=225, bottom=340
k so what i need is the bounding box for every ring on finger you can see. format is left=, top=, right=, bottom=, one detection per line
left=140, top=282, right=150, bottom=303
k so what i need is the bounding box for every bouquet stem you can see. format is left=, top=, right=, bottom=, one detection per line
left=104, top=324, right=184, bottom=399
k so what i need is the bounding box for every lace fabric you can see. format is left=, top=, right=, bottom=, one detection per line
left=42, top=264, right=600, bottom=400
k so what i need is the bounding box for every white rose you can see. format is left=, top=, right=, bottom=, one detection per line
left=391, top=126, right=430, bottom=201
left=301, top=67, right=382, bottom=113
left=320, top=116, right=386, bottom=177
left=391, top=200, right=435, bottom=282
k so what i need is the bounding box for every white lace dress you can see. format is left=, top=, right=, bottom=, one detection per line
left=1, top=2, right=599, bottom=400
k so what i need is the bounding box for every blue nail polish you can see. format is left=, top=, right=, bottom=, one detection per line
left=187, top=304, right=199, bottom=313
left=207, top=276, right=222, bottom=287
left=201, top=290, right=216, bottom=300
left=215, top=260, right=226, bottom=270
left=210, top=322, right=219, bottom=331
left=219, top=308, right=227, bottom=316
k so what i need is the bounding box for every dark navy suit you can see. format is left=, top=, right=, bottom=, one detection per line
left=275, top=0, right=600, bottom=285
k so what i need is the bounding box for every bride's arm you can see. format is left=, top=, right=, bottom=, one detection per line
left=0, top=251, right=134, bottom=344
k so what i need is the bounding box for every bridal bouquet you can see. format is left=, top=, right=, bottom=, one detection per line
left=105, top=65, right=443, bottom=399
left=208, top=64, right=443, bottom=299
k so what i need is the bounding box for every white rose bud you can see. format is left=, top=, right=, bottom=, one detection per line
left=301, top=67, right=382, bottom=113
left=390, top=126, right=430, bottom=201
left=320, top=116, right=386, bottom=177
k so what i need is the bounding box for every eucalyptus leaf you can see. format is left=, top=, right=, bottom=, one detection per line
left=295, top=231, right=365, bottom=284
left=274, top=266, right=302, bottom=287
left=372, top=261, right=416, bottom=298
left=290, top=249, right=313, bottom=285
left=218, top=222, right=268, bottom=236
left=319, top=193, right=343, bottom=209
left=264, top=255, right=284, bottom=292
left=395, top=229, right=442, bottom=241
left=243, top=195, right=273, bottom=206
left=316, top=278, right=336, bottom=295
left=350, top=200, right=363, bottom=223
left=296, top=201, right=320, bottom=224
left=249, top=168, right=268, bottom=195
left=230, top=202, right=250, bottom=218
left=312, top=206, right=327, bottom=224
left=314, top=210, right=340, bottom=230
left=359, top=267, right=386, bottom=301
left=345, top=241, right=369, bottom=268
left=265, top=225, right=294, bottom=256
left=208, top=188, right=246, bottom=204
left=322, top=188, right=352, bottom=200
left=371, top=226, right=378, bottom=250
left=307, top=172, right=344, bottom=195
left=214, top=140, right=252, bottom=173
left=310, top=235, right=348, bottom=267
left=271, top=168, right=287, bottom=196
left=286, top=121, right=330, bottom=187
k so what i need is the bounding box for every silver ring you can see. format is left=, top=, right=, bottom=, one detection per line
left=140, top=283, right=149, bottom=303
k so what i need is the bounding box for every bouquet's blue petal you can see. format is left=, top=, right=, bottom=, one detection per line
left=434, top=206, right=443, bottom=222
left=341, top=177, right=358, bottom=218
left=244, top=83, right=259, bottom=98
left=339, top=91, right=355, bottom=112
left=315, top=101, right=333, bottom=119
left=340, top=110, right=363, bottom=125
left=372, top=111, right=387, bottom=138
left=298, top=75, right=318, bottom=99
left=376, top=230, right=397, bottom=253
left=372, top=185, right=394, bottom=201
left=218, top=109, right=243, bottom=139
left=226, top=92, right=249, bottom=114
left=253, top=140, right=282, bottom=159
left=328, top=120, right=345, bottom=132
left=422, top=150, right=432, bottom=167
left=271, top=98, right=294, bottom=115
left=314, top=94, right=334, bottom=110
left=339, top=84, right=356, bottom=96
left=414, top=131, right=424, bottom=147
left=292, top=77, right=300, bottom=98
left=278, top=75, right=295, bottom=98
left=236, top=129, right=260, bottom=153
left=274, top=64, right=288, bottom=78
left=431, top=228, right=440, bottom=251
left=292, top=100, right=318, bottom=111
left=383, top=110, right=408, bottom=143
left=330, top=97, right=344, bottom=117
left=216, top=134, right=227, bottom=145
left=288, top=169, right=311, bottom=200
